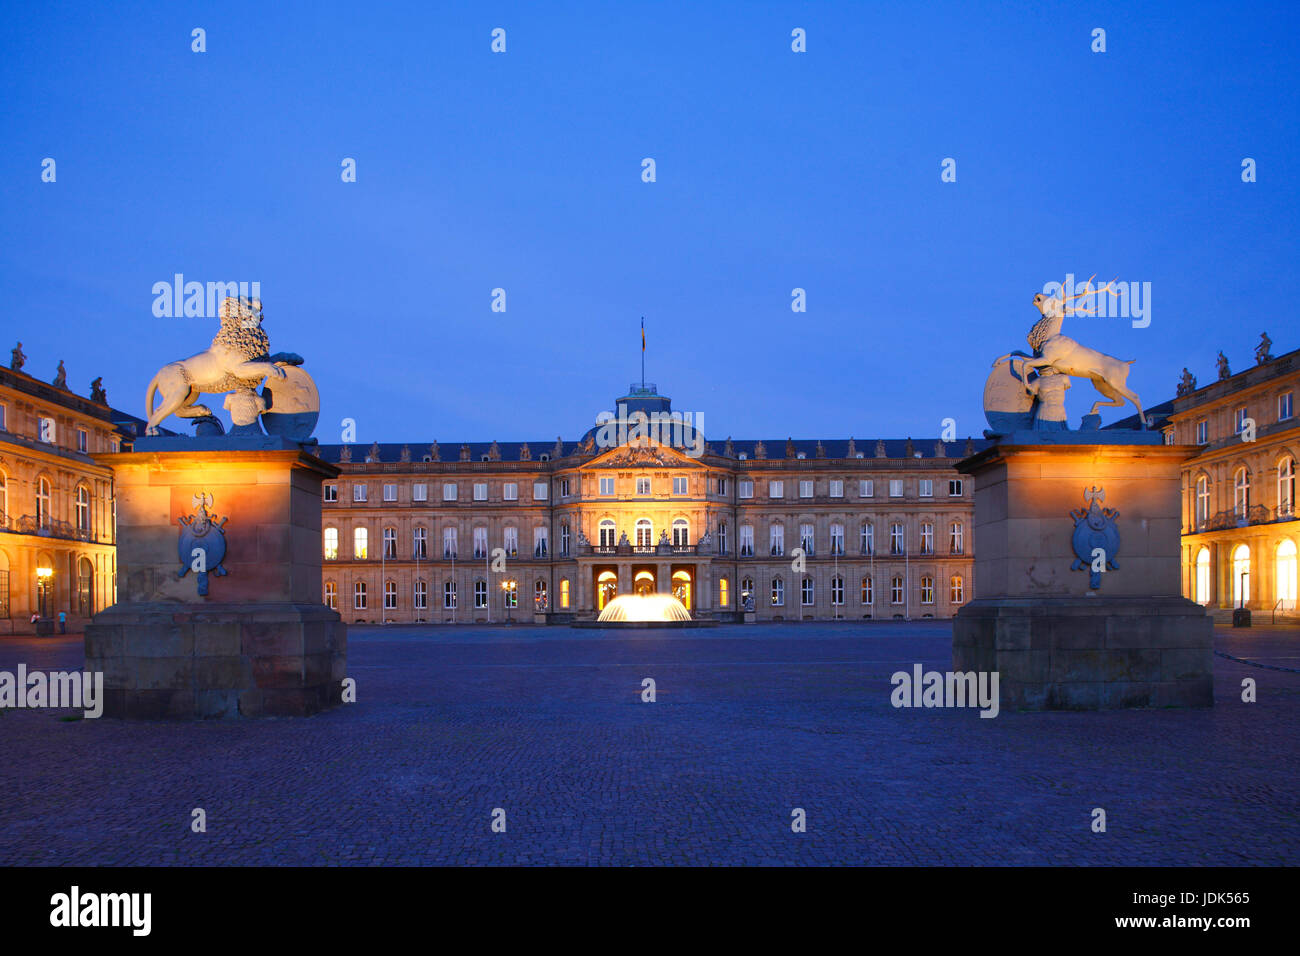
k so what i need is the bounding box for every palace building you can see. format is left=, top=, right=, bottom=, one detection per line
left=316, top=383, right=986, bottom=624
left=0, top=353, right=144, bottom=635
left=1123, top=340, right=1299, bottom=619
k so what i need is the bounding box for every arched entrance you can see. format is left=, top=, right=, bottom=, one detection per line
left=671, top=569, right=692, bottom=611
left=1195, top=547, right=1211, bottom=605
left=596, top=570, right=618, bottom=611
left=633, top=569, right=655, bottom=596
left=1277, top=539, right=1297, bottom=610
left=1231, top=544, right=1251, bottom=608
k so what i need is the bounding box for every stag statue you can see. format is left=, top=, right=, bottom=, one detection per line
left=994, top=278, right=1146, bottom=428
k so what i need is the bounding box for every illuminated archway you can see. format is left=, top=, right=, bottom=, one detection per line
left=1277, top=539, right=1297, bottom=610
left=1195, top=547, right=1211, bottom=605
left=671, top=569, right=692, bottom=611
left=1231, top=544, right=1250, bottom=607
left=596, top=570, right=617, bottom=610
left=633, top=569, right=655, bottom=596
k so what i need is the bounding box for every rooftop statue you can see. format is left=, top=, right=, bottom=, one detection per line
left=986, top=278, right=1146, bottom=432
left=144, top=297, right=319, bottom=440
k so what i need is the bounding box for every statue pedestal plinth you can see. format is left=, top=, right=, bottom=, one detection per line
left=953, top=438, right=1212, bottom=709
left=85, top=441, right=346, bottom=717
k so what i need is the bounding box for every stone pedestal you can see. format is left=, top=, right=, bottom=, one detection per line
left=953, top=437, right=1212, bottom=709
left=85, top=439, right=347, bottom=718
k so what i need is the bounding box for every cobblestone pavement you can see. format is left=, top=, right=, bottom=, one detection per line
left=1, top=623, right=1296, bottom=866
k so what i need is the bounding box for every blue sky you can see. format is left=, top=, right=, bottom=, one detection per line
left=3, top=0, right=1297, bottom=444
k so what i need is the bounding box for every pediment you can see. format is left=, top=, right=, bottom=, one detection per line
left=584, top=439, right=702, bottom=469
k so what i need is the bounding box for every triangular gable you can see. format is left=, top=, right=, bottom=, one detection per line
left=583, top=438, right=704, bottom=469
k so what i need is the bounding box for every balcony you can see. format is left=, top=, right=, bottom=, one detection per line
left=1191, top=504, right=1297, bottom=534
left=0, top=512, right=111, bottom=545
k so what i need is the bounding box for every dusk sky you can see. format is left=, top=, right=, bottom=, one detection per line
left=3, top=0, right=1298, bottom=445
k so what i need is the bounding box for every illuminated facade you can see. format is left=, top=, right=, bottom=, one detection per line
left=0, top=361, right=130, bottom=635
left=318, top=383, right=985, bottom=623
left=1152, top=346, right=1299, bottom=616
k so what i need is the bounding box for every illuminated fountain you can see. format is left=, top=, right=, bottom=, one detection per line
left=597, top=594, right=692, bottom=623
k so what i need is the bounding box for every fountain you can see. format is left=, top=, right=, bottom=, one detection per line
left=597, top=594, right=692, bottom=623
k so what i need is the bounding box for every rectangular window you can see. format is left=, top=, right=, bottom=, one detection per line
left=1195, top=420, right=1208, bottom=445
left=412, top=483, right=428, bottom=502
left=830, top=524, right=844, bottom=555
left=443, top=483, right=458, bottom=501
left=0, top=403, right=6, bottom=431
left=599, top=477, right=615, bottom=496
left=474, top=581, right=488, bottom=609
left=920, top=523, right=934, bottom=555
left=1234, top=406, right=1248, bottom=434
left=534, top=527, right=548, bottom=557
left=384, top=580, right=397, bottom=610
left=800, top=523, right=815, bottom=555
left=801, top=578, right=814, bottom=606
left=950, top=523, right=964, bottom=554
left=324, top=581, right=336, bottom=610
left=413, top=527, right=427, bottom=559
left=740, top=525, right=754, bottom=557
left=323, top=528, right=338, bottom=561
left=473, top=527, right=488, bottom=559
left=383, top=527, right=397, bottom=559
left=889, top=479, right=903, bottom=498
left=443, top=527, right=458, bottom=558
left=414, top=580, right=427, bottom=610
left=636, top=477, right=651, bottom=495
left=474, top=483, right=488, bottom=501
left=38, top=416, right=55, bottom=443
left=353, top=483, right=368, bottom=502
left=503, top=527, right=518, bottom=557
left=860, top=479, right=874, bottom=498
left=354, top=582, right=367, bottom=610
left=948, top=479, right=963, bottom=497
left=383, top=483, right=397, bottom=502
left=799, top=480, right=813, bottom=498
left=1280, top=392, right=1294, bottom=421
left=354, top=527, right=368, bottom=560
left=861, top=523, right=874, bottom=555
left=560, top=478, right=570, bottom=497
left=920, top=576, right=934, bottom=605
left=739, top=480, right=753, bottom=499
left=829, top=480, right=843, bottom=498
left=717, top=477, right=728, bottom=496
left=533, top=481, right=548, bottom=501
left=76, top=428, right=88, bottom=453
left=769, top=524, right=785, bottom=556
left=890, top=523, right=904, bottom=555
left=443, top=581, right=457, bottom=609
left=891, top=577, right=903, bottom=604
left=323, top=483, right=338, bottom=502
left=769, top=480, right=784, bottom=499
left=717, top=521, right=728, bottom=555
left=918, top=479, right=933, bottom=498
left=672, top=476, right=688, bottom=495
left=503, top=482, right=518, bottom=501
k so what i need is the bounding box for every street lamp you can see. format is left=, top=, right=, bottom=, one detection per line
left=501, top=577, right=516, bottom=625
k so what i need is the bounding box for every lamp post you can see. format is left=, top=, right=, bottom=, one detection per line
left=501, top=577, right=516, bottom=625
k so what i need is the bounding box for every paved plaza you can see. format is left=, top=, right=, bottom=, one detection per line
left=1, top=622, right=1297, bottom=866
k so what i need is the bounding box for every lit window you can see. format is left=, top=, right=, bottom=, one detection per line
left=384, top=580, right=397, bottom=610
left=771, top=577, right=785, bottom=606
left=354, top=527, right=368, bottom=559
left=861, top=576, right=873, bottom=605
left=719, top=577, right=729, bottom=608
left=323, top=528, right=339, bottom=560
left=560, top=578, right=570, bottom=609
left=921, top=576, right=934, bottom=604
left=950, top=575, right=964, bottom=604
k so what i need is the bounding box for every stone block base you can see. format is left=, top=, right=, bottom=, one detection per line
left=953, top=596, right=1213, bottom=709
left=85, top=602, right=347, bottom=718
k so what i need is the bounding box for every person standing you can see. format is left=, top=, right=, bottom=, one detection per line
left=58, top=610, right=67, bottom=634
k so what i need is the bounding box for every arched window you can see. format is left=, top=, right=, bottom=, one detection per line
left=1231, top=544, right=1250, bottom=607
left=1195, top=474, right=1210, bottom=523
left=950, top=575, right=964, bottom=604
left=1233, top=467, right=1250, bottom=518
left=535, top=579, right=548, bottom=610
left=36, top=477, right=52, bottom=528
left=1195, top=547, right=1211, bottom=604
left=920, top=575, right=934, bottom=604
left=353, top=527, right=368, bottom=560
left=1277, top=540, right=1297, bottom=610
left=771, top=576, right=785, bottom=606
left=77, top=557, right=94, bottom=615
left=861, top=575, right=873, bottom=605
left=671, top=518, right=689, bottom=547
left=635, top=518, right=654, bottom=548
left=598, top=519, right=616, bottom=548
left=323, top=527, right=339, bottom=561
left=1279, top=457, right=1296, bottom=517
left=75, top=485, right=91, bottom=533
left=324, top=580, right=337, bottom=610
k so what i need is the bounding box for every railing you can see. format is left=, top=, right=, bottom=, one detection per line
left=0, top=512, right=111, bottom=544
left=1193, top=504, right=1296, bottom=533
left=583, top=543, right=706, bottom=557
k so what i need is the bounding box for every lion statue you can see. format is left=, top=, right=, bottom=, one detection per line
left=144, top=297, right=302, bottom=435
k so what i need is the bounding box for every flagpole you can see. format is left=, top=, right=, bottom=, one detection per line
left=640, top=316, right=645, bottom=388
